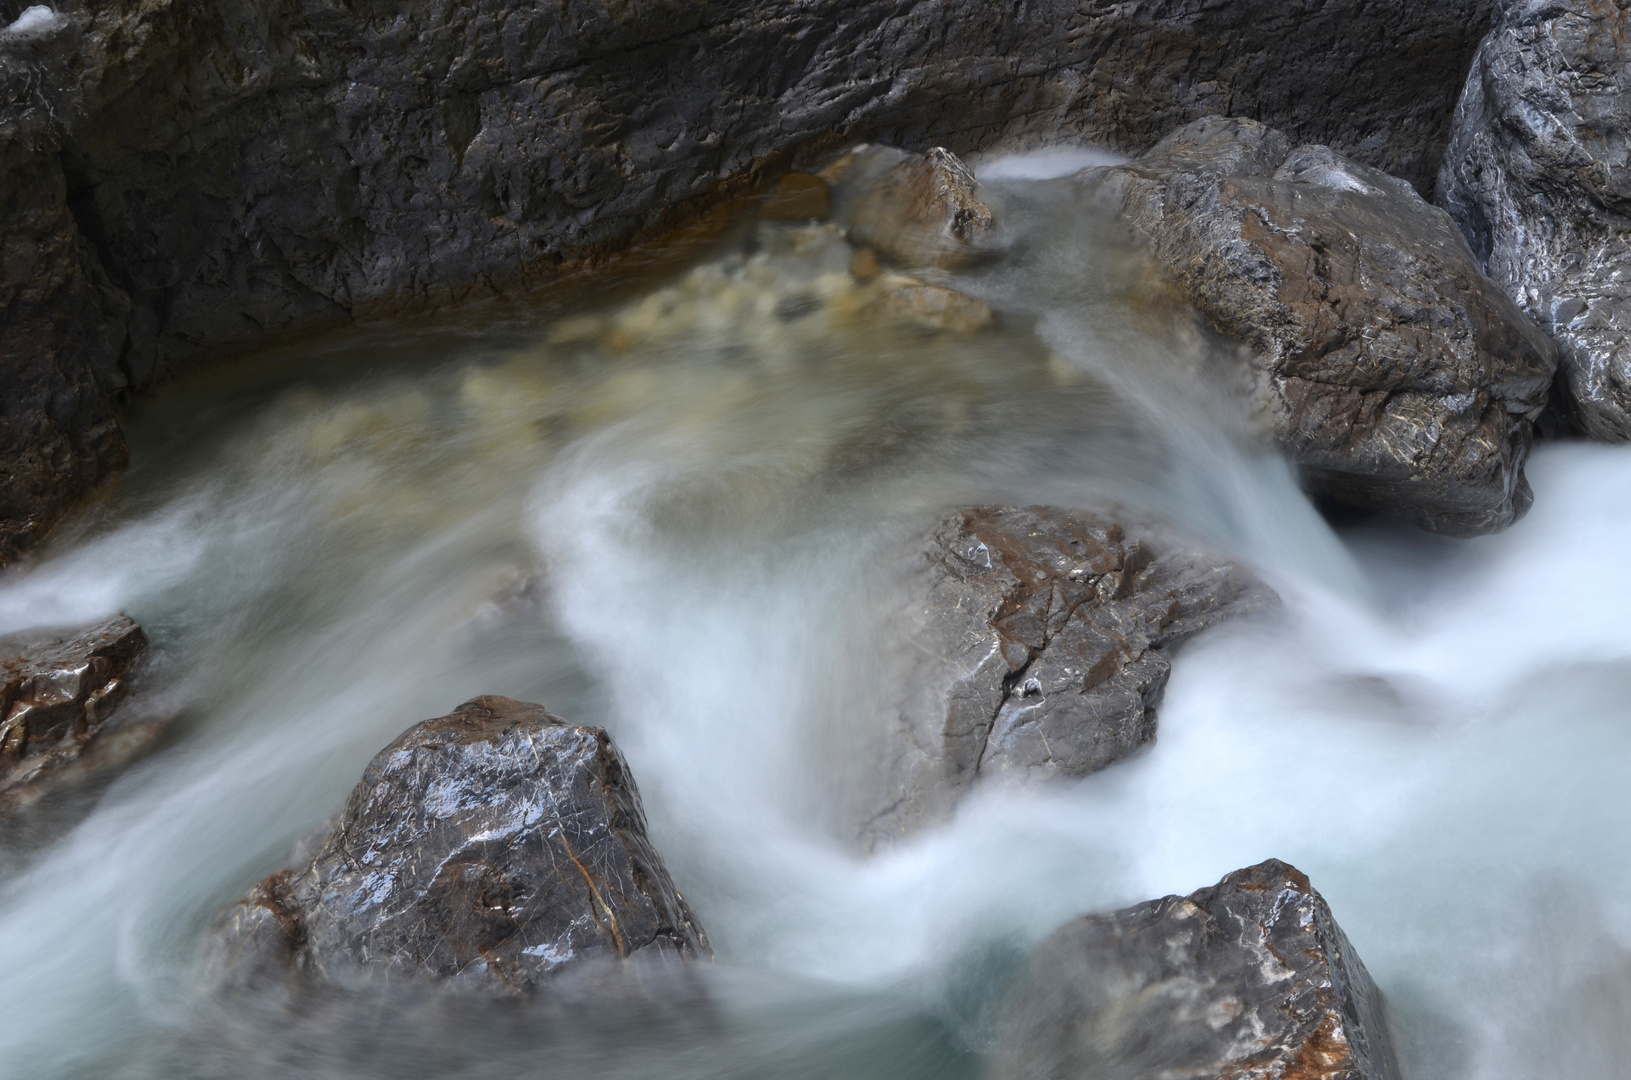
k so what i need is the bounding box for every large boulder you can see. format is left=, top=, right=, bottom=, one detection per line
left=1081, top=117, right=1557, bottom=536
left=0, top=0, right=1498, bottom=560
left=863, top=506, right=1270, bottom=845
left=209, top=696, right=710, bottom=997
left=0, top=614, right=157, bottom=814
left=992, top=860, right=1402, bottom=1080
left=1438, top=0, right=1631, bottom=441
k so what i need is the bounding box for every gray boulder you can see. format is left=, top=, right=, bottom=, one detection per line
left=0, top=614, right=157, bottom=814
left=209, top=696, right=709, bottom=997
left=1439, top=0, right=1631, bottom=441
left=992, top=859, right=1402, bottom=1080
left=863, top=506, right=1269, bottom=845
left=1082, top=117, right=1557, bottom=536
left=0, top=0, right=1497, bottom=562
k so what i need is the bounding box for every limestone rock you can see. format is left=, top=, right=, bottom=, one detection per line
left=1083, top=117, right=1557, bottom=536
left=0, top=614, right=154, bottom=813
left=863, top=506, right=1270, bottom=844
left=841, top=147, right=994, bottom=268
left=993, top=860, right=1402, bottom=1080
left=1439, top=0, right=1631, bottom=441
left=209, top=696, right=710, bottom=997
left=0, top=0, right=1499, bottom=559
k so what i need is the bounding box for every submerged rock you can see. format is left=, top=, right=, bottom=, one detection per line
left=1439, top=0, right=1631, bottom=441
left=209, top=696, right=709, bottom=997
left=863, top=506, right=1270, bottom=844
left=0, top=614, right=157, bottom=813
left=1083, top=117, right=1557, bottom=536
left=993, top=859, right=1402, bottom=1080
left=880, top=283, right=994, bottom=334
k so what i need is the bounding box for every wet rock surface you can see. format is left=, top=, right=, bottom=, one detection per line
left=864, top=506, right=1270, bottom=844
left=1439, top=0, right=1631, bottom=441
left=1083, top=117, right=1557, bottom=536
left=0, top=0, right=1497, bottom=559
left=0, top=614, right=155, bottom=813
left=993, top=859, right=1402, bottom=1080
left=209, top=696, right=710, bottom=997
left=838, top=147, right=994, bottom=269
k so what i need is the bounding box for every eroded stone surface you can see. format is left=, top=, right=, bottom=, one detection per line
left=863, top=506, right=1270, bottom=845
left=0, top=614, right=153, bottom=811
left=1439, top=0, right=1631, bottom=441
left=209, top=696, right=710, bottom=997
left=993, top=860, right=1402, bottom=1080
left=0, top=0, right=1498, bottom=560
left=1083, top=117, right=1557, bottom=536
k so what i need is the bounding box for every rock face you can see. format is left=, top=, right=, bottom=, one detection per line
left=864, top=506, right=1269, bottom=844
left=0, top=0, right=1497, bottom=560
left=210, top=696, right=710, bottom=997
left=1083, top=117, right=1557, bottom=536
left=0, top=614, right=153, bottom=812
left=993, top=860, right=1402, bottom=1080
left=1439, top=0, right=1631, bottom=441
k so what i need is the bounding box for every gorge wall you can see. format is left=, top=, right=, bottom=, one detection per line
left=0, top=0, right=1498, bottom=562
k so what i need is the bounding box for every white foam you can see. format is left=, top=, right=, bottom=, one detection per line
left=975, top=145, right=1126, bottom=181
left=3, top=5, right=64, bottom=37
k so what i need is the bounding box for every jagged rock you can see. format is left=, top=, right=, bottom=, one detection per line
left=992, top=860, right=1403, bottom=1080
left=0, top=614, right=156, bottom=813
left=0, top=0, right=1498, bottom=560
left=863, top=506, right=1270, bottom=845
left=209, top=696, right=710, bottom=997
left=1439, top=0, right=1631, bottom=441
left=1082, top=117, right=1557, bottom=536
left=839, top=147, right=994, bottom=268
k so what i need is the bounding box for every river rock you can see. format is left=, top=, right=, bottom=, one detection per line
left=0, top=614, right=156, bottom=813
left=209, top=696, right=710, bottom=997
left=862, top=506, right=1270, bottom=844
left=839, top=147, right=994, bottom=268
left=1082, top=117, right=1557, bottom=536
left=1439, top=0, right=1631, bottom=441
left=0, top=0, right=1498, bottom=561
left=992, top=859, right=1402, bottom=1080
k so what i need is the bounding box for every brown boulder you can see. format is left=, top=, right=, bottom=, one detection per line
left=208, top=696, right=710, bottom=997
left=1082, top=117, right=1557, bottom=536
left=0, top=614, right=155, bottom=813
left=993, top=860, right=1402, bottom=1080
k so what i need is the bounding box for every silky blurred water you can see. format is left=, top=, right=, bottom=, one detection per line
left=0, top=151, right=1626, bottom=1079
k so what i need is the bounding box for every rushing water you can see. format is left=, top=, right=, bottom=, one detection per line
left=1, top=151, right=1628, bottom=1079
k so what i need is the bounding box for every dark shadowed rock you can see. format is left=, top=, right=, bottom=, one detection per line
left=0, top=0, right=1498, bottom=560
left=862, top=506, right=1270, bottom=845
left=0, top=614, right=156, bottom=813
left=1439, top=0, right=1631, bottom=441
left=1082, top=117, right=1557, bottom=536
left=993, top=860, right=1402, bottom=1080
left=209, top=696, right=709, bottom=997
